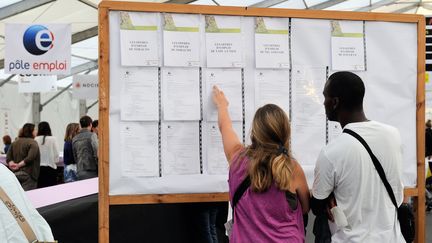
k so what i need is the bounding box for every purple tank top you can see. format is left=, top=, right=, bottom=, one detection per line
left=229, top=152, right=305, bottom=243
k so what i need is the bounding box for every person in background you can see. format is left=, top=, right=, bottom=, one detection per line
left=91, top=120, right=99, bottom=137
left=73, top=115, right=98, bottom=180
left=311, top=71, right=405, bottom=242
left=425, top=120, right=432, bottom=160
left=63, top=123, right=80, bottom=183
left=425, top=120, right=432, bottom=211
left=34, top=121, right=59, bottom=188
left=6, top=123, right=40, bottom=191
left=0, top=163, right=55, bottom=242
left=212, top=86, right=310, bottom=243
left=2, top=135, right=11, bottom=154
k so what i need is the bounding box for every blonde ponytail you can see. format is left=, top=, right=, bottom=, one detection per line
left=246, top=104, right=293, bottom=192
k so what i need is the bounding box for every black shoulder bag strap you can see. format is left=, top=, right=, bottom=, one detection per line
left=343, top=129, right=399, bottom=209
left=231, top=176, right=250, bottom=223
left=232, top=176, right=251, bottom=208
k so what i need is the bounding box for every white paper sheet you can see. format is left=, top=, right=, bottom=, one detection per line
left=331, top=20, right=365, bottom=71
left=291, top=66, right=327, bottom=165
left=254, top=70, right=290, bottom=113
left=162, top=68, right=201, bottom=121
left=161, top=121, right=201, bottom=175
left=205, top=69, right=243, bottom=121
left=120, top=122, right=159, bottom=177
left=255, top=17, right=290, bottom=69
left=163, top=13, right=200, bottom=67
left=365, top=21, right=417, bottom=186
left=120, top=12, right=160, bottom=66
left=204, top=122, right=242, bottom=175
left=205, top=15, right=244, bottom=67
left=120, top=67, right=159, bottom=121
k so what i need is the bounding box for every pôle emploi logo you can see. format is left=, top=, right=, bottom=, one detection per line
left=23, top=25, right=54, bottom=55
left=8, top=24, right=67, bottom=73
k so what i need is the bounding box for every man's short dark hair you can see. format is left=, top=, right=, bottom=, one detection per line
left=80, top=115, right=92, bottom=128
left=327, top=71, right=365, bottom=110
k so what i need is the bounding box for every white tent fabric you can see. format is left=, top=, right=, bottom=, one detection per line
left=0, top=82, right=32, bottom=142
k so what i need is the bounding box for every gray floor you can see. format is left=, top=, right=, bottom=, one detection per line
left=305, top=211, right=432, bottom=243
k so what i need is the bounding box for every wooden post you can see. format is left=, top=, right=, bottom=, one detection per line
left=415, top=16, right=426, bottom=243
left=98, top=5, right=110, bottom=243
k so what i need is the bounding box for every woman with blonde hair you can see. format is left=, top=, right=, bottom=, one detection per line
left=212, top=86, right=309, bottom=242
left=63, top=123, right=80, bottom=182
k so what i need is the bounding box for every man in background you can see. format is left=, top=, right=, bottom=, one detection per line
left=73, top=115, right=98, bottom=180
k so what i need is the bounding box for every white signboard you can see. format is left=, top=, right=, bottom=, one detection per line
left=163, top=13, right=200, bottom=67
left=18, top=74, right=57, bottom=93
left=331, top=20, right=365, bottom=71
left=5, top=23, right=71, bottom=75
left=72, top=75, right=98, bottom=99
left=205, top=15, right=244, bottom=68
left=255, top=17, right=290, bottom=69
left=119, top=12, right=160, bottom=66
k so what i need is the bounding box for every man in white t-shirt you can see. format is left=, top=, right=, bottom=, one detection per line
left=311, top=71, right=405, bottom=242
left=0, top=164, right=55, bottom=242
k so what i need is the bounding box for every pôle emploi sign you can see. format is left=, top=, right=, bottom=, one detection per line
left=5, top=23, right=71, bottom=75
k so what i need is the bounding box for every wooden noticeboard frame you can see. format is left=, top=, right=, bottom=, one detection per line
left=98, top=1, right=426, bottom=242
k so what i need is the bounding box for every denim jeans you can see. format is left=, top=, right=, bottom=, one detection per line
left=196, top=204, right=218, bottom=243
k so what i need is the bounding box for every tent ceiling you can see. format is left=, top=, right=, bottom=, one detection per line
left=0, top=0, right=429, bottom=88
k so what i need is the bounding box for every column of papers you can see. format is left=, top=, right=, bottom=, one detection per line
left=162, top=68, right=201, bottom=121
left=120, top=67, right=159, bottom=121
left=163, top=13, right=200, bottom=67
left=205, top=69, right=243, bottom=122
left=255, top=17, right=290, bottom=69
left=291, top=66, right=327, bottom=166
left=205, top=122, right=242, bottom=174
left=120, top=122, right=159, bottom=177
left=162, top=122, right=201, bottom=175
left=119, top=12, right=160, bottom=66
left=254, top=70, right=290, bottom=113
left=205, top=15, right=244, bottom=68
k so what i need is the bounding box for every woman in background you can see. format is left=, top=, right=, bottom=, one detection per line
left=63, top=123, right=80, bottom=182
left=6, top=123, right=40, bottom=190
left=2, top=135, right=11, bottom=154
left=35, top=121, right=59, bottom=188
left=212, top=86, right=309, bottom=243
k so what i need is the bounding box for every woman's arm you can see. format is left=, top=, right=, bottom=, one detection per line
left=294, top=161, right=310, bottom=214
left=212, top=86, right=243, bottom=164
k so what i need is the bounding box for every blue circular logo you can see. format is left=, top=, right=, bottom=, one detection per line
left=22, top=25, right=54, bottom=55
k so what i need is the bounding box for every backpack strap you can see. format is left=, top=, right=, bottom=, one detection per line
left=0, top=186, right=38, bottom=243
